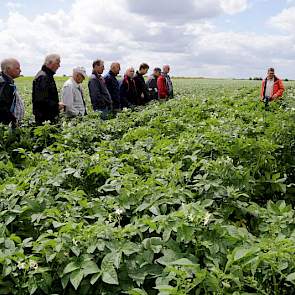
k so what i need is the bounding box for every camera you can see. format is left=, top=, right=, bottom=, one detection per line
left=263, top=96, right=270, bottom=110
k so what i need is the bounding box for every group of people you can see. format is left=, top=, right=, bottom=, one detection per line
left=0, top=55, right=286, bottom=127
left=0, top=54, right=174, bottom=126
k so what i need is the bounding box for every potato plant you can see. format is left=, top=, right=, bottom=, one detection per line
left=0, top=78, right=295, bottom=294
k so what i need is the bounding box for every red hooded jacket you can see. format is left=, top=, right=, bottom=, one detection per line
left=157, top=75, right=168, bottom=99
left=260, top=76, right=285, bottom=101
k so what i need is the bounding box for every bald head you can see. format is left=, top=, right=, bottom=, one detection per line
left=125, top=67, right=135, bottom=78
left=163, top=65, right=170, bottom=74
left=1, top=58, right=21, bottom=79
left=110, top=62, right=120, bottom=76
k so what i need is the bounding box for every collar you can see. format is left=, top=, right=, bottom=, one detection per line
left=266, top=75, right=278, bottom=82
left=71, top=77, right=80, bottom=88
left=92, top=71, right=102, bottom=79
left=109, top=70, right=117, bottom=77
left=0, top=72, right=14, bottom=84
left=42, top=65, right=55, bottom=76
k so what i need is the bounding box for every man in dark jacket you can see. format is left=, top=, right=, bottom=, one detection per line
left=88, top=59, right=113, bottom=120
left=119, top=67, right=137, bottom=108
left=32, top=54, right=64, bottom=125
left=104, top=62, right=121, bottom=112
left=134, top=63, right=149, bottom=105
left=146, top=67, right=161, bottom=101
left=0, top=58, right=22, bottom=126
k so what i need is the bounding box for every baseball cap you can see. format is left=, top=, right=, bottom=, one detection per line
left=73, top=66, right=87, bottom=78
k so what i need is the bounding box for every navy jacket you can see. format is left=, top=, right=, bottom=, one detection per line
left=88, top=72, right=112, bottom=111
left=0, top=72, right=16, bottom=125
left=104, top=71, right=120, bottom=109
left=32, top=65, right=59, bottom=124
left=146, top=75, right=159, bottom=101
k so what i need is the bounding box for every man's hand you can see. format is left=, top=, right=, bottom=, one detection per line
left=58, top=102, right=65, bottom=111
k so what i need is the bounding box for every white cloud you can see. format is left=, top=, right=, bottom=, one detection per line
left=220, top=0, right=248, bottom=15
left=270, top=6, right=295, bottom=31
left=127, top=0, right=249, bottom=22
left=0, top=0, right=294, bottom=78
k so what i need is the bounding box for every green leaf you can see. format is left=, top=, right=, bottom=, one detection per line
left=5, top=215, right=16, bottom=226
left=61, top=274, right=70, bottom=289
left=3, top=266, right=12, bottom=277
left=121, top=242, right=140, bottom=256
left=70, top=269, right=84, bottom=290
left=154, top=285, right=175, bottom=291
left=112, top=251, right=122, bottom=269
left=170, top=258, right=195, bottom=266
left=46, top=253, right=56, bottom=263
left=52, top=221, right=65, bottom=228
left=90, top=272, right=101, bottom=285
left=101, top=253, right=119, bottom=285
left=286, top=272, right=295, bottom=283
left=128, top=288, right=148, bottom=295
left=9, top=230, right=20, bottom=243
left=82, top=261, right=100, bottom=276
left=28, top=278, right=38, bottom=295
left=102, top=267, right=118, bottom=285
left=163, top=229, right=172, bottom=242
left=87, top=244, right=97, bottom=254
left=234, top=248, right=250, bottom=261
left=63, top=261, right=80, bottom=274
left=71, top=246, right=81, bottom=257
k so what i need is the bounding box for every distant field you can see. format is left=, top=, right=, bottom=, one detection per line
left=15, top=76, right=295, bottom=119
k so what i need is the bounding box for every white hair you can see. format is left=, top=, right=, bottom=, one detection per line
left=1, top=58, right=19, bottom=73
left=44, top=54, right=61, bottom=66
left=125, top=67, right=134, bottom=74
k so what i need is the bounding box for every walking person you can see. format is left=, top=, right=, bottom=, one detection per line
left=61, top=67, right=87, bottom=118
left=88, top=59, right=113, bottom=119
left=32, top=54, right=64, bottom=125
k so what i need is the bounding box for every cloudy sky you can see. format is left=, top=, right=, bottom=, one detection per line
left=0, top=0, right=295, bottom=78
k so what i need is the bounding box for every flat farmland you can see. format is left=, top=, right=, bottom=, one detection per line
left=0, top=78, right=295, bottom=294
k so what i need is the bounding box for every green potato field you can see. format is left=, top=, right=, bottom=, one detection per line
left=0, top=77, right=295, bottom=294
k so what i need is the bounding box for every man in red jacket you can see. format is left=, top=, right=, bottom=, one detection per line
left=157, top=65, right=174, bottom=101
left=260, top=68, right=284, bottom=103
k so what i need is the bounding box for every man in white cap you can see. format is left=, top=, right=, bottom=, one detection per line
left=61, top=67, right=87, bottom=118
